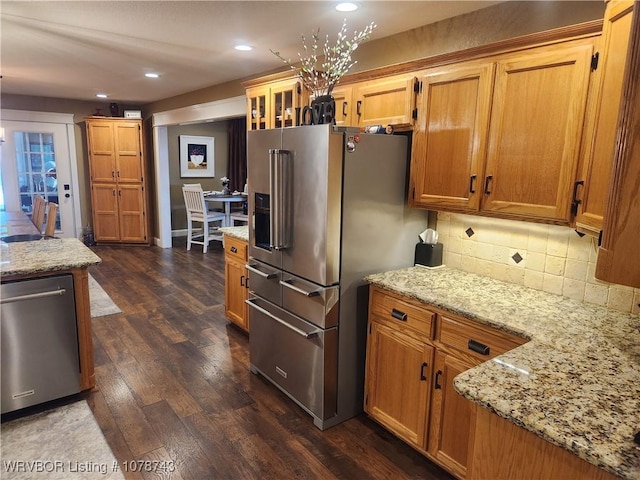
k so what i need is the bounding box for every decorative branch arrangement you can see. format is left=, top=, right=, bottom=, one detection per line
left=271, top=19, right=376, bottom=97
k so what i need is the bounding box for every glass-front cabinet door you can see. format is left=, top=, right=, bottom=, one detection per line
left=271, top=79, right=303, bottom=128
left=247, top=86, right=268, bottom=131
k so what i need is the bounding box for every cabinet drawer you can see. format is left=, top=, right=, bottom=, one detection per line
left=370, top=288, right=435, bottom=338
left=224, top=236, right=247, bottom=262
left=439, top=315, right=525, bottom=361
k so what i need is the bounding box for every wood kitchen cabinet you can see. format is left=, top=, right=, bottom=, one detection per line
left=428, top=314, right=526, bottom=478
left=575, top=0, right=635, bottom=237
left=410, top=62, right=495, bottom=212
left=245, top=75, right=305, bottom=131
left=224, top=234, right=249, bottom=332
left=410, top=38, right=596, bottom=224
left=365, top=287, right=435, bottom=449
left=596, top=1, right=640, bottom=289
left=469, top=407, right=618, bottom=480
left=86, top=117, right=149, bottom=244
left=365, top=286, right=526, bottom=479
left=353, top=74, right=418, bottom=128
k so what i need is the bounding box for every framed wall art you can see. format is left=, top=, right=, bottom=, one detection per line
left=180, top=135, right=215, bottom=177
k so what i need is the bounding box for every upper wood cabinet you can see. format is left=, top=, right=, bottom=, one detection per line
left=596, top=1, right=640, bottom=289
left=410, top=38, right=595, bottom=224
left=329, top=84, right=354, bottom=126
left=246, top=77, right=306, bottom=130
left=410, top=63, right=495, bottom=212
left=574, top=0, right=635, bottom=237
left=353, top=74, right=418, bottom=127
left=86, top=117, right=149, bottom=244
left=482, top=41, right=593, bottom=221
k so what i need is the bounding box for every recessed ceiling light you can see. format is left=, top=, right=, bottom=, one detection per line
left=145, top=72, right=160, bottom=78
left=96, top=93, right=108, bottom=98
left=336, top=2, right=358, bottom=12
left=235, top=45, right=253, bottom=51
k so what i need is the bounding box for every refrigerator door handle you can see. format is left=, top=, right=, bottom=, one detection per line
left=246, top=298, right=321, bottom=339
left=269, top=148, right=291, bottom=250
left=279, top=279, right=321, bottom=297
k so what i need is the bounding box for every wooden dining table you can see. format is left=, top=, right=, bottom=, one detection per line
left=204, top=192, right=247, bottom=228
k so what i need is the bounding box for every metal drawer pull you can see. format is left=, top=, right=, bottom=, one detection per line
left=230, top=246, right=237, bottom=253
left=1, top=288, right=66, bottom=304
left=468, top=339, right=490, bottom=355
left=391, top=308, right=407, bottom=321
left=246, top=264, right=277, bottom=279
left=420, top=362, right=428, bottom=381
left=279, top=279, right=320, bottom=297
left=245, top=299, right=320, bottom=339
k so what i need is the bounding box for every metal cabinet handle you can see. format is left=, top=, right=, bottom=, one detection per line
left=484, top=175, right=493, bottom=194
left=420, top=362, right=428, bottom=381
left=342, top=101, right=348, bottom=117
left=356, top=100, right=362, bottom=116
left=246, top=299, right=320, bottom=339
left=391, top=308, right=407, bottom=321
left=280, top=279, right=320, bottom=297
left=468, top=339, right=490, bottom=356
left=230, top=246, right=237, bottom=253
left=469, top=175, right=477, bottom=194
left=240, top=275, right=245, bottom=287
left=571, top=180, right=584, bottom=216
left=246, top=264, right=277, bottom=279
left=0, top=288, right=66, bottom=304
left=434, top=370, right=443, bottom=389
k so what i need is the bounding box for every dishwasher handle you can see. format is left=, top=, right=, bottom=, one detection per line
left=0, top=288, right=67, bottom=304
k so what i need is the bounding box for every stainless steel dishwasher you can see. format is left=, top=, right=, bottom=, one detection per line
left=1, top=274, right=81, bottom=414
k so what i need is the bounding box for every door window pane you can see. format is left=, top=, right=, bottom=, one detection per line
left=13, top=131, right=59, bottom=229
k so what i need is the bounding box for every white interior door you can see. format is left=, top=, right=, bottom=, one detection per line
left=0, top=111, right=80, bottom=238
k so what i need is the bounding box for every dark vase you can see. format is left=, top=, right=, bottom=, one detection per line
left=309, top=94, right=336, bottom=125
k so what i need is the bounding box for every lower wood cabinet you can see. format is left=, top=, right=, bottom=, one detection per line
left=365, top=321, right=434, bottom=448
left=469, top=407, right=617, bottom=480
left=364, top=285, right=525, bottom=479
left=223, top=235, right=249, bottom=332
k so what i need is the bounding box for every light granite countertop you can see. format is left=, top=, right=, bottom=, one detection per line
left=219, top=225, right=248, bottom=242
left=365, top=266, right=640, bottom=480
left=1, top=238, right=102, bottom=277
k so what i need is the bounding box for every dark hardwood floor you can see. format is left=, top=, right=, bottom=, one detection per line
left=85, top=241, right=455, bottom=480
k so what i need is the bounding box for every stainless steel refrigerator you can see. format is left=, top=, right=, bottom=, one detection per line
left=246, top=124, right=427, bottom=429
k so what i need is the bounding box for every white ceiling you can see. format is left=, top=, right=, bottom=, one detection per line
left=0, top=1, right=503, bottom=105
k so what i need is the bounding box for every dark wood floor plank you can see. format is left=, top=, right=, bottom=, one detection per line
left=86, top=243, right=454, bottom=480
left=142, top=401, right=216, bottom=480
left=94, top=362, right=163, bottom=457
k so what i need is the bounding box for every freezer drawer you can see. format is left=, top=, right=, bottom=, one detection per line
left=246, top=258, right=281, bottom=306
left=281, top=272, right=339, bottom=328
left=1, top=275, right=81, bottom=414
left=247, top=297, right=337, bottom=424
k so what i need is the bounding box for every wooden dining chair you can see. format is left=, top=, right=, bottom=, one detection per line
left=31, top=195, right=47, bottom=232
left=182, top=184, right=225, bottom=253
left=44, top=202, right=58, bottom=237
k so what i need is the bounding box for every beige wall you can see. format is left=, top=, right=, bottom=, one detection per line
left=168, top=121, right=230, bottom=231
left=1, top=1, right=605, bottom=237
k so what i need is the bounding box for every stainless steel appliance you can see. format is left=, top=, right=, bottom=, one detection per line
left=247, top=125, right=427, bottom=429
left=1, top=275, right=81, bottom=414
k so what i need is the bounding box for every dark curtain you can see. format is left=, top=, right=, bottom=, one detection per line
left=227, top=117, right=247, bottom=192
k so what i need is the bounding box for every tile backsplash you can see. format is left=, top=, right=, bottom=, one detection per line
left=436, top=212, right=640, bottom=315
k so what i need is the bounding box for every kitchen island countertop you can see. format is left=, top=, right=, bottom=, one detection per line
left=219, top=225, right=248, bottom=242
left=366, top=266, right=640, bottom=480
left=1, top=237, right=101, bottom=278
